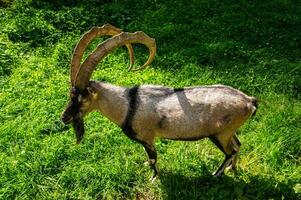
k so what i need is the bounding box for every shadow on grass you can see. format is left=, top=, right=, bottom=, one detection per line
left=5, top=0, right=300, bottom=98
left=159, top=171, right=299, bottom=200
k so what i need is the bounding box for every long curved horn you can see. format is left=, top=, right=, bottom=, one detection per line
left=74, top=31, right=156, bottom=90
left=70, top=24, right=134, bottom=86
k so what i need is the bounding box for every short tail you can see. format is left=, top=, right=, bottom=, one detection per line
left=251, top=97, right=259, bottom=117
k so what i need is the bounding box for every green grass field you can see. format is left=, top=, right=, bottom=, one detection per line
left=0, top=0, right=300, bottom=199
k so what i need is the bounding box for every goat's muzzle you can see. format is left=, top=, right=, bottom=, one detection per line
left=61, top=96, right=85, bottom=143
left=61, top=111, right=85, bottom=144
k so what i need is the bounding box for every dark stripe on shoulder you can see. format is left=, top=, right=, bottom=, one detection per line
left=174, top=88, right=184, bottom=92
left=121, top=85, right=140, bottom=141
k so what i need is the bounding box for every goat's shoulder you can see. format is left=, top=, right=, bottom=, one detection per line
left=139, top=85, right=175, bottom=97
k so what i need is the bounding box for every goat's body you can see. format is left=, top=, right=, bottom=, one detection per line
left=86, top=81, right=257, bottom=178
left=134, top=85, right=256, bottom=141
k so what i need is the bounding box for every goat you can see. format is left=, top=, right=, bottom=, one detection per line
left=61, top=24, right=258, bottom=181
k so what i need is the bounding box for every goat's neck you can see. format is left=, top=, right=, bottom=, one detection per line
left=91, top=81, right=128, bottom=126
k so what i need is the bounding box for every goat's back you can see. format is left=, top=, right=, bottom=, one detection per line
left=134, top=85, right=256, bottom=140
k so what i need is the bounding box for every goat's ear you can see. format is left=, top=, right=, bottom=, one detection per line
left=87, top=87, right=97, bottom=98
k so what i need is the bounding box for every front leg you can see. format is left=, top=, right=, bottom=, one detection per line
left=141, top=142, right=159, bottom=182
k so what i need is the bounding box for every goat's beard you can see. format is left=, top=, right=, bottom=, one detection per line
left=72, top=117, right=85, bottom=144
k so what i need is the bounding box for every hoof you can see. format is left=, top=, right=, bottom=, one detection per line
left=213, top=170, right=224, bottom=177
left=150, top=174, right=158, bottom=183
left=225, top=165, right=233, bottom=172
left=226, top=165, right=237, bottom=172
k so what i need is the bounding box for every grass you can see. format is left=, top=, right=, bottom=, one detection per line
left=0, top=0, right=300, bottom=199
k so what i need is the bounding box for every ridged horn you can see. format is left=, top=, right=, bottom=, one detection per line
left=74, top=31, right=156, bottom=90
left=70, top=24, right=134, bottom=86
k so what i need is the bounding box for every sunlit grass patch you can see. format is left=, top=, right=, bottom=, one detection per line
left=0, top=0, right=300, bottom=199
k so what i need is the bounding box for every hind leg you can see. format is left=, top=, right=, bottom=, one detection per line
left=209, top=131, right=238, bottom=177
left=227, top=133, right=241, bottom=171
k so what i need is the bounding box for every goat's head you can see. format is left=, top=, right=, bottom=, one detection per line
left=61, top=24, right=156, bottom=143
left=61, top=86, right=98, bottom=144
